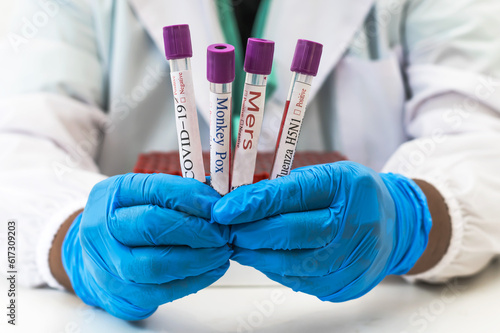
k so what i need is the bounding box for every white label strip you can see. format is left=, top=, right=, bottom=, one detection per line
left=170, top=70, right=205, bottom=182
left=210, top=91, right=232, bottom=195
left=270, top=81, right=311, bottom=179
left=232, top=83, right=267, bottom=189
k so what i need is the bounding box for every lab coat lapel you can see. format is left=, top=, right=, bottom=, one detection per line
left=262, top=0, right=375, bottom=102
left=127, top=0, right=227, bottom=126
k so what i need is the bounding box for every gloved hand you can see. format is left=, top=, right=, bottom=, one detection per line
left=62, top=173, right=231, bottom=320
left=213, top=162, right=431, bottom=302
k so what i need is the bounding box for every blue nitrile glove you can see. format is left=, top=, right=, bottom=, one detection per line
left=62, top=173, right=231, bottom=320
left=213, top=162, right=431, bottom=302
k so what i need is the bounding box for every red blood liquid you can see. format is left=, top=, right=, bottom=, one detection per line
left=270, top=100, right=291, bottom=174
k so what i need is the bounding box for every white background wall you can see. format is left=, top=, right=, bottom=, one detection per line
left=0, top=2, right=16, bottom=38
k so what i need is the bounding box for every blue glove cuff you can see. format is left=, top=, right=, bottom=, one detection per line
left=61, top=213, right=97, bottom=307
left=380, top=173, right=433, bottom=275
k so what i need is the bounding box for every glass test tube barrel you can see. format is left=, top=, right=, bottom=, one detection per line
left=232, top=38, right=275, bottom=190
left=163, top=24, right=205, bottom=182
left=270, top=39, right=323, bottom=180
left=207, top=44, right=235, bottom=195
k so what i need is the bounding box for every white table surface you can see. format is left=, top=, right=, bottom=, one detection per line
left=2, top=260, right=500, bottom=333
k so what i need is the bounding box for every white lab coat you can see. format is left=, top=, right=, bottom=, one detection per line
left=1, top=0, right=500, bottom=289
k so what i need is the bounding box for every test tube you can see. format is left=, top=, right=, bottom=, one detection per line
left=163, top=24, right=205, bottom=182
left=232, top=38, right=275, bottom=190
left=207, top=44, right=235, bottom=195
left=270, top=39, right=323, bottom=180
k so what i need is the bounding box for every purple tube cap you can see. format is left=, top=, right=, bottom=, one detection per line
left=244, top=38, right=275, bottom=75
left=207, top=44, right=235, bottom=84
left=163, top=24, right=192, bottom=60
left=290, top=39, right=323, bottom=76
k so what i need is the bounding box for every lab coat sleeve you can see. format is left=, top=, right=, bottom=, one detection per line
left=382, top=0, right=500, bottom=282
left=0, top=1, right=108, bottom=288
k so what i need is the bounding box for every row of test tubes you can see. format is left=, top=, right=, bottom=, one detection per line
left=163, top=24, right=323, bottom=196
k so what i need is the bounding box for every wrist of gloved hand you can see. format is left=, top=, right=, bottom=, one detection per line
left=62, top=213, right=100, bottom=308
left=379, top=173, right=433, bottom=275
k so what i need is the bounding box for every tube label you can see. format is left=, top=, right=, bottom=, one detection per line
left=232, top=83, right=267, bottom=189
left=270, top=81, right=311, bottom=179
left=210, top=91, right=232, bottom=195
left=170, top=70, right=205, bottom=182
